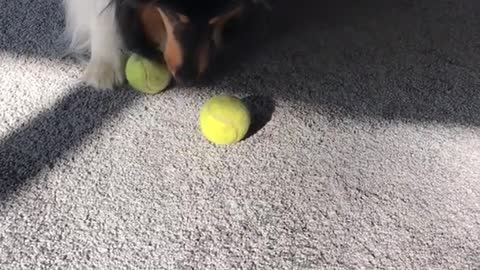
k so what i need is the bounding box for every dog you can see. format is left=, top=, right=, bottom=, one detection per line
left=62, top=0, right=266, bottom=89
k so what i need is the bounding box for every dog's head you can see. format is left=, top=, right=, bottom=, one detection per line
left=117, top=0, right=245, bottom=85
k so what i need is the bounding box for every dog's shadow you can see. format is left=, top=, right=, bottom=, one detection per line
left=212, top=0, right=342, bottom=78
left=212, top=0, right=480, bottom=127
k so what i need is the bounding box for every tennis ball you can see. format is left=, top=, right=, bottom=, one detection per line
left=199, top=95, right=251, bottom=145
left=125, top=53, right=172, bottom=94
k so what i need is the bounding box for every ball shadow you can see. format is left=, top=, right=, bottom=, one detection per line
left=242, top=95, right=276, bottom=139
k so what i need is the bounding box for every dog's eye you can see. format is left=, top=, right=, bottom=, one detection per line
left=176, top=13, right=190, bottom=24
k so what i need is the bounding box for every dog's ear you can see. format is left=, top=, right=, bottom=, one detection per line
left=140, top=4, right=191, bottom=76
left=209, top=5, right=245, bottom=47
left=140, top=5, right=167, bottom=49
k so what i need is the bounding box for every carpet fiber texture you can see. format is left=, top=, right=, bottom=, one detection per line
left=1, top=0, right=479, bottom=269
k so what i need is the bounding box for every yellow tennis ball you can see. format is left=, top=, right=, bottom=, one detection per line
left=199, top=96, right=251, bottom=145
left=125, top=53, right=172, bottom=94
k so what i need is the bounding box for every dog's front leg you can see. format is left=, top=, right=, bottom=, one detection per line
left=82, top=4, right=125, bottom=90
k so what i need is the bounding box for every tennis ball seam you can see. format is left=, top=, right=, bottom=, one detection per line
left=206, top=103, right=240, bottom=143
left=140, top=60, right=153, bottom=92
